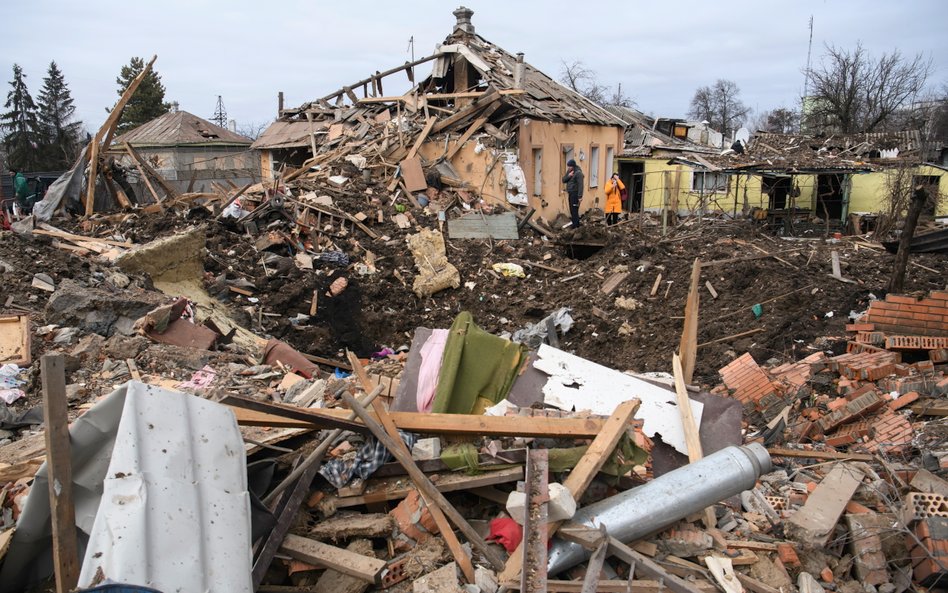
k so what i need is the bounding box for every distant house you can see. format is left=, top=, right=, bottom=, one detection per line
left=253, top=6, right=625, bottom=225
left=666, top=131, right=947, bottom=225
left=113, top=109, right=259, bottom=197
left=607, top=106, right=724, bottom=215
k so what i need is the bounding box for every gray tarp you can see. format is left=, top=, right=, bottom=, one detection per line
left=31, top=145, right=88, bottom=221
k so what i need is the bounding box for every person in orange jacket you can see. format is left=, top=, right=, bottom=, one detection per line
left=604, top=172, right=625, bottom=226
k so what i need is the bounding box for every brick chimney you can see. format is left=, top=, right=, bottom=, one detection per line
left=453, top=6, right=475, bottom=34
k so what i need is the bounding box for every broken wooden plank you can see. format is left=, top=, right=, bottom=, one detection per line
left=42, top=354, right=79, bottom=593
left=406, top=117, right=437, bottom=161
left=0, top=314, right=31, bottom=365
left=499, top=399, right=640, bottom=584
left=32, top=228, right=133, bottom=248
left=447, top=211, right=519, bottom=240
left=678, top=258, right=701, bottom=384
left=308, top=514, right=394, bottom=541
left=767, top=447, right=874, bottom=462
left=735, top=572, right=782, bottom=593
left=445, top=102, right=500, bottom=161
left=279, top=534, right=387, bottom=584
left=600, top=272, right=629, bottom=295
left=430, top=87, right=502, bottom=134
left=673, top=353, right=716, bottom=530
left=521, top=449, right=550, bottom=593
left=650, top=273, right=663, bottom=296
left=910, top=468, right=948, bottom=497
left=311, top=539, right=376, bottom=593
left=705, top=281, right=719, bottom=299
left=329, top=467, right=523, bottom=508
left=345, top=353, right=478, bottom=583
left=784, top=463, right=864, bottom=547
left=399, top=156, right=427, bottom=192
left=228, top=401, right=607, bottom=438
left=124, top=142, right=179, bottom=201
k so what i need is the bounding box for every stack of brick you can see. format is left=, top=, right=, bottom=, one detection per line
left=903, top=492, right=948, bottom=587
left=719, top=352, right=780, bottom=411
left=769, top=352, right=827, bottom=397
left=862, top=292, right=948, bottom=338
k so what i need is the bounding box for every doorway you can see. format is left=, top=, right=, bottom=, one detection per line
left=619, top=161, right=644, bottom=213
left=816, top=173, right=847, bottom=220
left=762, top=174, right=792, bottom=210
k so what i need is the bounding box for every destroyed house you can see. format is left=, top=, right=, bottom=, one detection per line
left=113, top=109, right=259, bottom=196
left=253, top=6, right=625, bottom=224
left=627, top=129, right=947, bottom=228
left=607, top=105, right=725, bottom=215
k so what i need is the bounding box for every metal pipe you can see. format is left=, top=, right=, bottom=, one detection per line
left=547, top=443, right=772, bottom=575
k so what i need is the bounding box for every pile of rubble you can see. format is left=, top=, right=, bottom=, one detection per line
left=0, top=202, right=947, bottom=593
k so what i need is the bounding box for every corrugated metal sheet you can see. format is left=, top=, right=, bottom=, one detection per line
left=115, top=111, right=253, bottom=147
left=0, top=381, right=252, bottom=593
left=78, top=382, right=252, bottom=592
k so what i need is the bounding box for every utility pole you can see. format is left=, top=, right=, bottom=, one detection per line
left=212, top=95, right=227, bottom=128
left=801, top=15, right=814, bottom=131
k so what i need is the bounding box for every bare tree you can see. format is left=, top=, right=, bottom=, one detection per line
left=559, top=60, right=608, bottom=104
left=558, top=60, right=634, bottom=108
left=687, top=79, right=750, bottom=137
left=751, top=107, right=799, bottom=133
left=608, top=83, right=635, bottom=109
left=237, top=120, right=270, bottom=140
left=805, top=43, right=931, bottom=134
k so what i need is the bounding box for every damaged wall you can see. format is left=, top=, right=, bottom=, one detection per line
left=117, top=146, right=259, bottom=196
left=518, top=119, right=625, bottom=222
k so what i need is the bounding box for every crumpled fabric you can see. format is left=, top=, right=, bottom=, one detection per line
left=319, top=431, right=418, bottom=489
left=416, top=329, right=449, bottom=413
left=486, top=517, right=522, bottom=553
left=511, top=307, right=573, bottom=349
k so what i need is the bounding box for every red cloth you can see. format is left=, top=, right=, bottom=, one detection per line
left=486, top=517, right=523, bottom=553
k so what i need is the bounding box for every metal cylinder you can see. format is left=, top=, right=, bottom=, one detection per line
left=547, top=443, right=772, bottom=575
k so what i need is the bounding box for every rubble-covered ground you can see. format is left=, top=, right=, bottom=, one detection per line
left=1, top=196, right=947, bottom=593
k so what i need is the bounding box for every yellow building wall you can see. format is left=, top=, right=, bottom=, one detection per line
left=630, top=160, right=948, bottom=218
left=518, top=119, right=625, bottom=222
left=417, top=139, right=509, bottom=204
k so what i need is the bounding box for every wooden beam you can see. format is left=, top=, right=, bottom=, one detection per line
left=41, top=354, right=79, bottom=593
left=358, top=89, right=527, bottom=103
left=499, top=399, right=640, bottom=584
left=673, top=353, right=717, bottom=529
left=344, top=352, right=481, bottom=582
left=735, top=573, right=782, bottom=593
left=406, top=117, right=437, bottom=161
left=32, top=227, right=134, bottom=248
left=766, top=447, right=874, bottom=462
left=315, top=53, right=443, bottom=104
left=227, top=400, right=608, bottom=438
left=445, top=102, right=500, bottom=161
left=86, top=55, right=157, bottom=215
left=431, top=87, right=502, bottom=134
left=340, top=388, right=503, bottom=576
left=678, top=258, right=701, bottom=384
left=330, top=467, right=523, bottom=508
left=279, top=534, right=387, bottom=584
left=124, top=142, right=178, bottom=201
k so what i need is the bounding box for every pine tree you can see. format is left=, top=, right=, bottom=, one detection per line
left=1, top=64, right=41, bottom=171
left=112, top=57, right=170, bottom=134
left=37, top=61, right=83, bottom=170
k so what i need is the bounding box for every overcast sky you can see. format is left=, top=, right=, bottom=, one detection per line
left=3, top=0, right=945, bottom=136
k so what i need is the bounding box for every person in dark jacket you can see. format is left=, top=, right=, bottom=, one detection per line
left=316, top=270, right=375, bottom=357
left=562, top=159, right=584, bottom=228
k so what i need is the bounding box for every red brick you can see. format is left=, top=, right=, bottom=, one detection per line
left=828, top=397, right=848, bottom=411
left=887, top=294, right=920, bottom=305
left=777, top=543, right=801, bottom=567
left=826, top=433, right=857, bottom=447
left=930, top=290, right=948, bottom=301
left=916, top=360, right=936, bottom=375
left=820, top=567, right=834, bottom=582
left=890, top=391, right=920, bottom=411
left=847, top=323, right=876, bottom=332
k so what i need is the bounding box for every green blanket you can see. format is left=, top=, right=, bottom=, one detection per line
left=431, top=311, right=525, bottom=414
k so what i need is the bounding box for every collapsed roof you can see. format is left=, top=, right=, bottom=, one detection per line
left=253, top=6, right=624, bottom=152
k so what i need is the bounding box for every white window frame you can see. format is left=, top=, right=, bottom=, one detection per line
left=692, top=170, right=728, bottom=193
left=589, top=145, right=600, bottom=188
